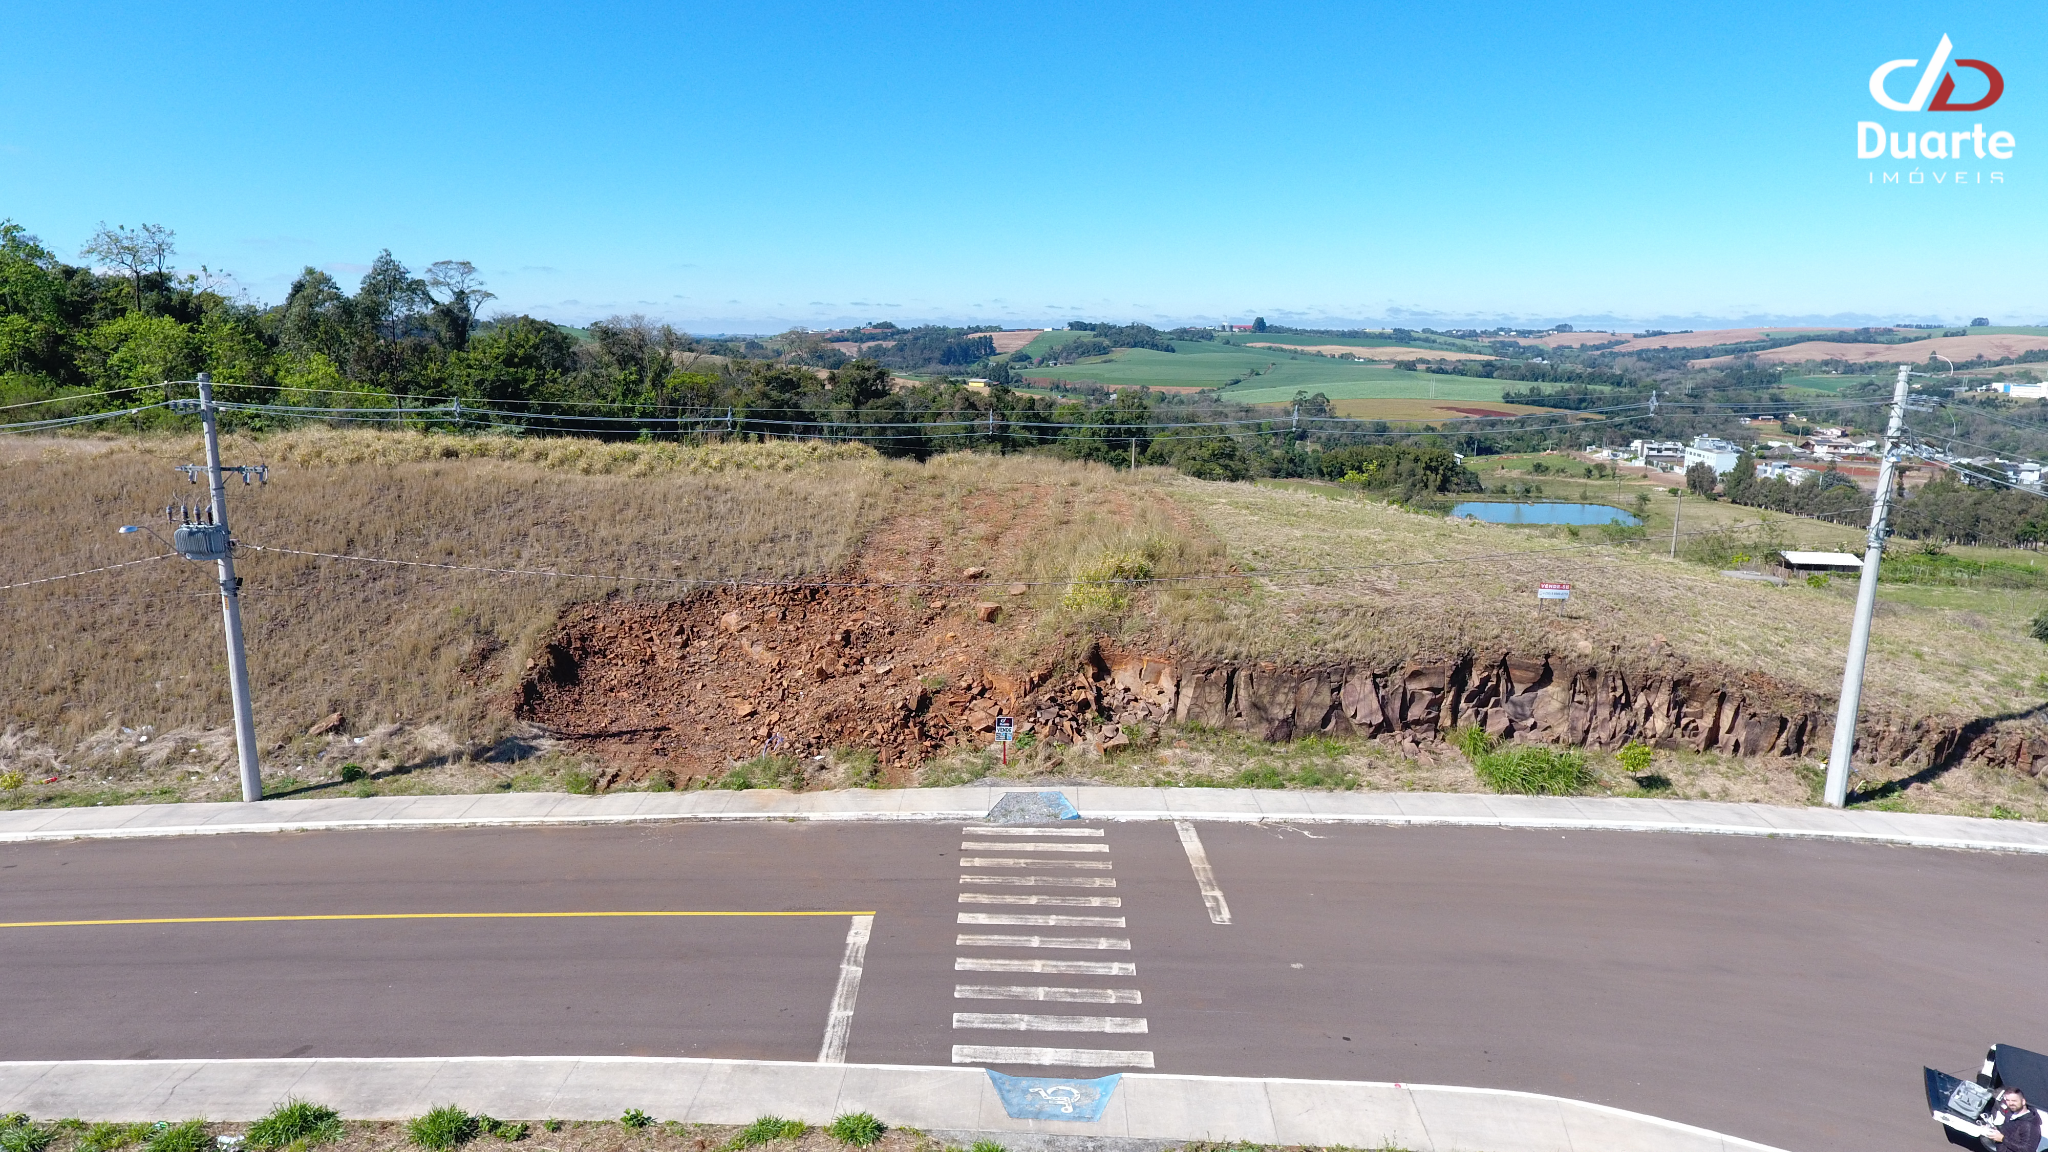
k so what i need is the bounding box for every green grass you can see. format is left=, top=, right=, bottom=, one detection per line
left=1216, top=332, right=1492, bottom=353
left=1021, top=341, right=1505, bottom=396
left=247, top=1100, right=342, bottom=1149
left=1457, top=728, right=1595, bottom=795
left=77, top=1124, right=150, bottom=1152
left=143, top=1123, right=208, bottom=1152
left=0, top=1123, right=55, bottom=1152
left=728, top=1118, right=808, bottom=1149
left=1015, top=329, right=1092, bottom=358
left=406, top=1107, right=477, bottom=1151
left=1779, top=374, right=1877, bottom=393
left=825, top=1113, right=886, bottom=1147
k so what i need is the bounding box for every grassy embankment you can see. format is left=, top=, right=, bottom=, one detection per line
left=0, top=433, right=2042, bottom=819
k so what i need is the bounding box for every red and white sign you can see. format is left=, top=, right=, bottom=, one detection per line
left=1537, top=582, right=1571, bottom=600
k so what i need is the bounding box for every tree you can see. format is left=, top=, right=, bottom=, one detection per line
left=1251, top=317, right=1267, bottom=332
left=355, top=251, right=429, bottom=342
left=1972, top=317, right=1991, bottom=327
left=1685, top=461, right=1719, bottom=498
left=829, top=358, right=891, bottom=408
left=423, top=260, right=494, bottom=351
left=81, top=222, right=175, bottom=312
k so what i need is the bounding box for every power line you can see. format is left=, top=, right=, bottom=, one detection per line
left=0, top=553, right=170, bottom=592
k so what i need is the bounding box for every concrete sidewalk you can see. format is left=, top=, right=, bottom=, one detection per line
left=0, top=1056, right=1787, bottom=1152
left=1, top=785, right=2044, bottom=854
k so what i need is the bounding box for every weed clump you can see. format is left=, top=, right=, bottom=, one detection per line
left=716, top=754, right=806, bottom=791
left=1061, top=551, right=1153, bottom=611
left=825, top=1114, right=884, bottom=1147
left=247, top=1100, right=342, bottom=1149
left=0, top=1120, right=54, bottom=1152
left=728, top=1117, right=808, bottom=1149
left=619, top=1111, right=651, bottom=1131
left=1473, top=745, right=1593, bottom=796
left=144, top=1122, right=209, bottom=1152
left=406, top=1107, right=477, bottom=1151
left=77, top=1124, right=150, bottom=1152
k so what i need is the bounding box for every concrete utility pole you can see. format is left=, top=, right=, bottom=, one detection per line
left=1670, top=490, right=1681, bottom=558
left=1824, top=362, right=1914, bottom=808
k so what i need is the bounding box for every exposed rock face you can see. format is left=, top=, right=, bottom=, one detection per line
left=513, top=581, right=2047, bottom=785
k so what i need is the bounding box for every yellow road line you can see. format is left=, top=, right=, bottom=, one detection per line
left=0, top=911, right=878, bottom=929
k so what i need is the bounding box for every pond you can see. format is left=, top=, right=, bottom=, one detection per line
left=1451, top=501, right=1642, bottom=526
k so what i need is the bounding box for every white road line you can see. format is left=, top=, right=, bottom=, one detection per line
left=1174, top=819, right=1233, bottom=925
left=959, top=893, right=1121, bottom=907
left=953, top=1012, right=1148, bottom=1033
left=960, top=875, right=1116, bottom=888
left=955, top=957, right=1136, bottom=975
left=959, top=841, right=1110, bottom=853
left=959, top=827, right=1104, bottom=837
left=951, top=1044, right=1155, bottom=1068
left=816, top=913, right=873, bottom=1064
left=956, top=933, right=1130, bottom=950
left=958, top=912, right=1126, bottom=928
left=960, top=857, right=1112, bottom=870
left=955, top=984, right=1142, bottom=1004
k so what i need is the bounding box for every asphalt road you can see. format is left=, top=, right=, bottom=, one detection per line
left=3, top=818, right=2044, bottom=1152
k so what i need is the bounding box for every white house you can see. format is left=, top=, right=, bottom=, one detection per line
left=1757, top=461, right=1811, bottom=485
left=1683, top=436, right=1742, bottom=475
left=1629, top=439, right=1685, bottom=470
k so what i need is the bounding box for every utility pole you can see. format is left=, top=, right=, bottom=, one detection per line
left=1670, top=490, right=1681, bottom=558
left=1824, top=363, right=1914, bottom=808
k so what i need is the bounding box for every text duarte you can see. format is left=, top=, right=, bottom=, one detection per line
left=1855, top=35, right=2012, bottom=174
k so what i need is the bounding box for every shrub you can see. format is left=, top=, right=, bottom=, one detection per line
left=338, top=764, right=367, bottom=783
left=1616, top=741, right=1653, bottom=774
left=0, top=1123, right=54, bottom=1152
left=728, top=1118, right=807, bottom=1149
left=826, top=1114, right=885, bottom=1147
left=560, top=768, right=596, bottom=795
left=540, top=1122, right=562, bottom=1135
left=1061, top=551, right=1153, bottom=611
left=1473, top=746, right=1593, bottom=796
left=247, top=1100, right=342, bottom=1149
left=2031, top=609, right=2048, bottom=644
left=0, top=770, right=23, bottom=790
left=144, top=1122, right=209, bottom=1152
left=407, top=1107, right=477, bottom=1150
left=619, top=1111, right=651, bottom=1130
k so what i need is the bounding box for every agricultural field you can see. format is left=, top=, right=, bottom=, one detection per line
left=1778, top=374, right=1878, bottom=393
left=1020, top=340, right=1508, bottom=396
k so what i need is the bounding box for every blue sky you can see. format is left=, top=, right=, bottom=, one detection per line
left=1, top=1, right=2038, bottom=332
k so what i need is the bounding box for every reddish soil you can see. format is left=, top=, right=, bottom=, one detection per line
left=1613, top=327, right=1842, bottom=351
left=987, top=330, right=1044, bottom=354
left=515, top=488, right=1208, bottom=787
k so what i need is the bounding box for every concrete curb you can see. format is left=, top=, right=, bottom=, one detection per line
left=2, top=786, right=2046, bottom=855
left=0, top=1056, right=1788, bottom=1152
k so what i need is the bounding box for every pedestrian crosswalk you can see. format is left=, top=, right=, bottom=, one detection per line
left=951, top=822, right=1156, bottom=1070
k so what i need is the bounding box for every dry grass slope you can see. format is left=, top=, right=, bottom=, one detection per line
left=0, top=432, right=887, bottom=755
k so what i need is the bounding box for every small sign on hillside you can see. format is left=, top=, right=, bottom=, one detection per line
left=1537, top=582, right=1571, bottom=601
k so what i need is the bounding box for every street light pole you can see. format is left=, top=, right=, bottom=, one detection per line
left=197, top=372, right=263, bottom=802
left=1823, top=362, right=1914, bottom=808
